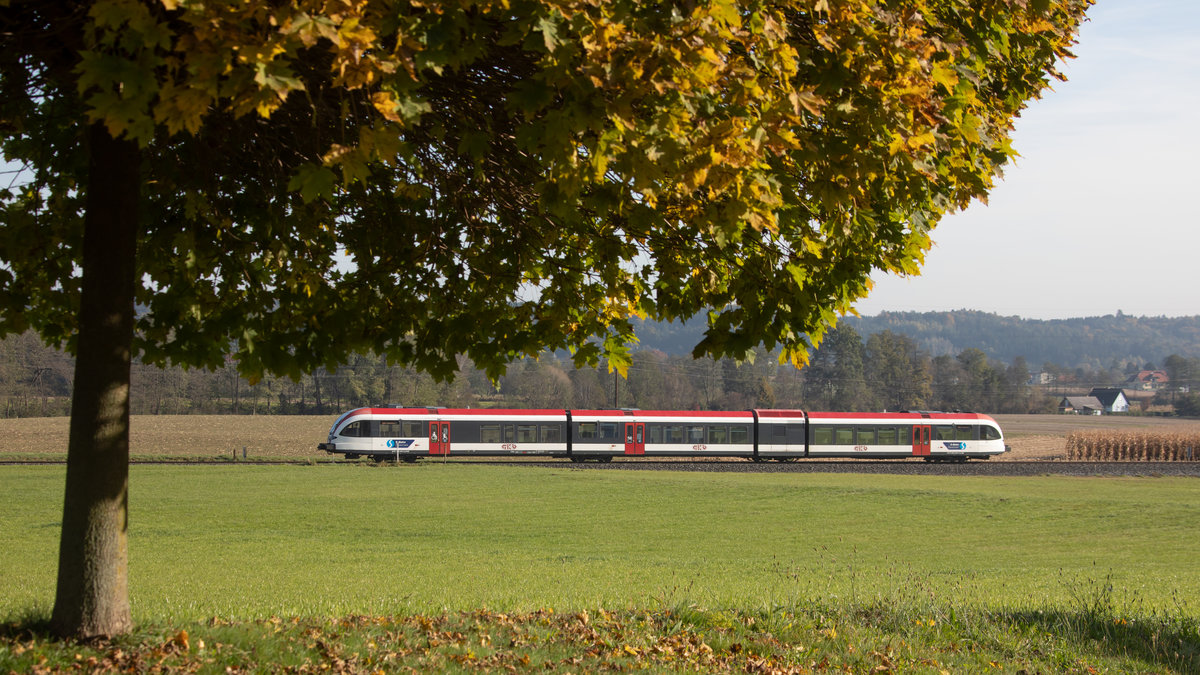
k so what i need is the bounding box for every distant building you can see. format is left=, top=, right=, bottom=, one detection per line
left=1088, top=388, right=1130, bottom=413
left=1028, top=371, right=1054, bottom=385
left=1058, top=396, right=1104, bottom=415
left=1127, top=370, right=1170, bottom=391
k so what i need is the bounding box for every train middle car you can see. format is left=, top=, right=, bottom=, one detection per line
left=319, top=408, right=1006, bottom=462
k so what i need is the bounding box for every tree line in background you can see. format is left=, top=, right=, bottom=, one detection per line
left=635, top=311, right=1200, bottom=372
left=6, top=326, right=1198, bottom=418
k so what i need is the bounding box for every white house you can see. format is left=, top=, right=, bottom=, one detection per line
left=1088, top=388, right=1130, bottom=414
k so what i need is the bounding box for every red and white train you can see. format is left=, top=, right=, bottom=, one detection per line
left=318, top=408, right=1006, bottom=463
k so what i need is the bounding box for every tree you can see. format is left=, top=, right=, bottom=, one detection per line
left=660, top=356, right=701, bottom=409
left=628, top=350, right=669, bottom=408
left=690, top=357, right=727, bottom=409
left=865, top=330, right=930, bottom=411
left=803, top=324, right=870, bottom=411
left=513, top=359, right=573, bottom=408
left=0, top=0, right=1091, bottom=637
left=1163, top=354, right=1199, bottom=392
left=1175, top=392, right=1200, bottom=418
left=569, top=366, right=608, bottom=409
left=1003, top=356, right=1033, bottom=413
left=930, top=354, right=961, bottom=410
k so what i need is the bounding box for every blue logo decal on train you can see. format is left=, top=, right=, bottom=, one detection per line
left=387, top=439, right=414, bottom=449
left=944, top=442, right=966, bottom=450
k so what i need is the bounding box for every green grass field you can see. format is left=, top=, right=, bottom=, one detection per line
left=3, top=465, right=1198, bottom=672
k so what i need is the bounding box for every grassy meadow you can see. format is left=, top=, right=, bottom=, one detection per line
left=3, top=464, right=1198, bottom=672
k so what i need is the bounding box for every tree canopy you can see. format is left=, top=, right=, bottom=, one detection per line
left=3, top=0, right=1091, bottom=377
left=0, top=0, right=1092, bottom=638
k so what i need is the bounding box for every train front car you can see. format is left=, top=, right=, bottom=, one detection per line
left=318, top=407, right=437, bottom=461
left=805, top=411, right=1006, bottom=461
left=924, top=412, right=1006, bottom=461
left=319, top=407, right=574, bottom=461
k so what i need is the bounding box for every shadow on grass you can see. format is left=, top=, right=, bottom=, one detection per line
left=998, top=607, right=1200, bottom=674
left=0, top=611, right=53, bottom=641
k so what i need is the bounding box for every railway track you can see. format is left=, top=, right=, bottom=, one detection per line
left=4, top=458, right=1199, bottom=477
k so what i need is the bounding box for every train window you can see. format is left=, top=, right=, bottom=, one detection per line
left=403, top=421, right=423, bottom=437
left=481, top=424, right=501, bottom=443
left=956, top=425, right=974, bottom=441
left=707, top=426, right=728, bottom=444
left=341, top=421, right=367, bottom=437
left=788, top=425, right=805, bottom=443
left=599, top=422, right=619, bottom=440
left=857, top=428, right=876, bottom=445
left=687, top=426, right=705, bottom=444
left=665, top=425, right=684, bottom=443
left=981, top=425, right=1001, bottom=441
left=835, top=428, right=854, bottom=445
left=517, top=424, right=537, bottom=443
left=812, top=426, right=833, bottom=445
left=771, top=425, right=787, bottom=440
left=502, top=424, right=515, bottom=443
left=578, top=422, right=597, bottom=439
left=380, top=421, right=400, bottom=437
left=730, top=425, right=749, bottom=444
left=900, top=426, right=912, bottom=445
left=649, top=425, right=663, bottom=444
left=934, top=425, right=955, bottom=441
left=540, top=425, right=562, bottom=443
left=878, top=427, right=897, bottom=445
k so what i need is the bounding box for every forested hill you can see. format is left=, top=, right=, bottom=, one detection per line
left=633, top=311, right=1200, bottom=369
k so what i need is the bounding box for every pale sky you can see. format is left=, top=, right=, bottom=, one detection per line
left=853, top=0, right=1200, bottom=320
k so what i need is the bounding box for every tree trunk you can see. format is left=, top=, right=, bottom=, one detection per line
left=51, top=123, right=140, bottom=638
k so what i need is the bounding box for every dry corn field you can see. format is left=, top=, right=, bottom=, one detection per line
left=1066, top=430, right=1200, bottom=462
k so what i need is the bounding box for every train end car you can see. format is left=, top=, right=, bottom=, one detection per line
left=804, top=411, right=1006, bottom=462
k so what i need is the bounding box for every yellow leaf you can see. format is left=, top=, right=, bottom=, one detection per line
left=371, top=91, right=402, bottom=122
left=907, top=130, right=936, bottom=149
left=930, top=62, right=958, bottom=90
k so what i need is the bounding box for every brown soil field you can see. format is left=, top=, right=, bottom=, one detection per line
left=0, top=415, right=334, bottom=459
left=2, top=414, right=1198, bottom=461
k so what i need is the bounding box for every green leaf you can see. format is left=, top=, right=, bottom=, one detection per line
left=287, top=164, right=336, bottom=203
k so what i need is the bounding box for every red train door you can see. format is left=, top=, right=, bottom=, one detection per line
left=913, top=425, right=931, bottom=457
left=624, top=422, right=645, bottom=455
left=429, top=421, right=450, bottom=456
